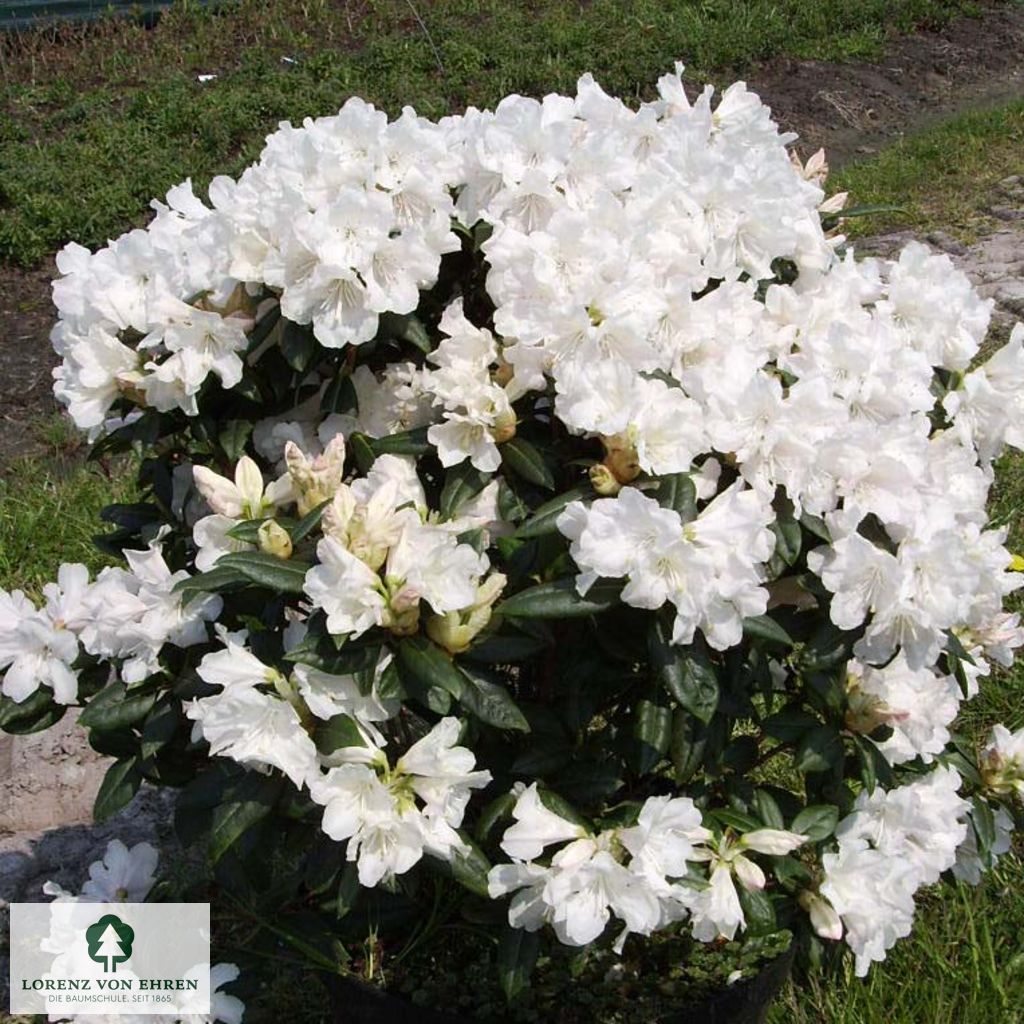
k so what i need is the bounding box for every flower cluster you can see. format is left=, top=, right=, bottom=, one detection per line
left=3, top=66, right=1024, bottom=999
left=488, top=785, right=806, bottom=950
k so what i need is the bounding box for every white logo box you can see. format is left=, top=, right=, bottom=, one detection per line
left=9, top=902, right=211, bottom=1015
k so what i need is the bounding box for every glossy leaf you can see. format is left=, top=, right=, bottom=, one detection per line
left=501, top=437, right=555, bottom=490
left=94, top=756, right=143, bottom=822
left=216, top=551, right=310, bottom=593
left=515, top=485, right=594, bottom=539
left=498, top=578, right=622, bottom=619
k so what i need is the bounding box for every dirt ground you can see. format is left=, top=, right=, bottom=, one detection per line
left=747, top=4, right=1024, bottom=166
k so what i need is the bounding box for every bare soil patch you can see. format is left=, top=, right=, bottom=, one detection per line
left=748, top=6, right=1024, bottom=163
left=0, top=264, right=56, bottom=467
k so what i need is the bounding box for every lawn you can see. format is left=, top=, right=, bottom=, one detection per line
left=0, top=0, right=998, bottom=266
left=2, top=3, right=1024, bottom=1021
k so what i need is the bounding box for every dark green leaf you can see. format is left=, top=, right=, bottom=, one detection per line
left=140, top=699, right=180, bottom=760
left=771, top=515, right=802, bottom=567
left=450, top=836, right=492, bottom=897
left=379, top=311, right=432, bottom=354
left=315, top=714, right=369, bottom=755
left=321, top=372, right=358, bottom=415
left=655, top=473, right=697, bottom=522
left=98, top=501, right=163, bottom=531
left=498, top=928, right=541, bottom=1003
left=536, top=787, right=589, bottom=829
left=458, top=667, right=530, bottom=732
left=752, top=790, right=785, bottom=830
left=670, top=710, right=706, bottom=782
left=795, top=726, right=844, bottom=774
left=290, top=500, right=331, bottom=543
left=650, top=620, right=719, bottom=723
left=763, top=707, right=820, bottom=742
left=396, top=636, right=466, bottom=703
left=225, top=518, right=265, bottom=544
left=280, top=320, right=318, bottom=373
left=219, top=420, right=253, bottom=462
left=79, top=682, right=157, bottom=732
left=174, top=564, right=249, bottom=602
left=476, top=792, right=517, bottom=843
left=631, top=699, right=672, bottom=773
left=209, top=772, right=284, bottom=863
left=0, top=689, right=67, bottom=734
left=498, top=578, right=622, bottom=619
left=464, top=632, right=550, bottom=664
left=970, top=796, right=997, bottom=859
left=515, top=485, right=594, bottom=539
left=440, top=462, right=491, bottom=521
left=370, top=427, right=431, bottom=457
left=94, top=757, right=143, bottom=821
left=498, top=481, right=530, bottom=523
left=791, top=805, right=839, bottom=842
left=738, top=887, right=777, bottom=937
left=710, top=808, right=761, bottom=832
left=799, top=513, right=831, bottom=543
left=349, top=432, right=376, bottom=472
left=743, top=615, right=794, bottom=647
left=246, top=303, right=281, bottom=352
left=501, top=437, right=555, bottom=490
left=216, top=551, right=310, bottom=593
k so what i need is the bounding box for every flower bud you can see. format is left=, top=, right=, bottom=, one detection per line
left=732, top=854, right=766, bottom=893
left=844, top=673, right=909, bottom=735
left=739, top=828, right=807, bottom=855
left=589, top=463, right=622, bottom=496
left=258, top=520, right=293, bottom=560
left=285, top=435, right=347, bottom=516
left=426, top=573, right=507, bottom=654
left=490, top=409, right=517, bottom=444
left=799, top=890, right=843, bottom=941
left=979, top=724, right=1024, bottom=798
left=602, top=444, right=641, bottom=485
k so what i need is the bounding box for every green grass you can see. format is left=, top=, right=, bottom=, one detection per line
left=835, top=98, right=1024, bottom=240
left=0, top=0, right=992, bottom=266
left=0, top=429, right=135, bottom=597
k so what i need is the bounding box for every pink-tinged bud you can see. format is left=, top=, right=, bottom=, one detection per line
left=285, top=435, right=347, bottom=516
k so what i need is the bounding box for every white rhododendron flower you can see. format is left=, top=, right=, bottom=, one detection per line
left=821, top=767, right=970, bottom=975
left=309, top=717, right=491, bottom=887
left=558, top=482, right=774, bottom=650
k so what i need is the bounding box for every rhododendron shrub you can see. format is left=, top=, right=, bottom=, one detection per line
left=3, top=66, right=1024, bottom=998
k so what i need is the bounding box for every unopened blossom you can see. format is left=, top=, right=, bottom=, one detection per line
left=284, top=435, right=347, bottom=515
left=979, top=723, right=1024, bottom=799
left=193, top=455, right=294, bottom=520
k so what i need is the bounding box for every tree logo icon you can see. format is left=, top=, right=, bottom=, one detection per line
left=85, top=914, right=134, bottom=973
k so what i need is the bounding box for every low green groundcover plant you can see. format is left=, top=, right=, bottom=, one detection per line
left=3, top=65, right=1024, bottom=1021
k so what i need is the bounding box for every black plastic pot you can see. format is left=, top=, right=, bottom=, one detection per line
left=328, top=945, right=794, bottom=1024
